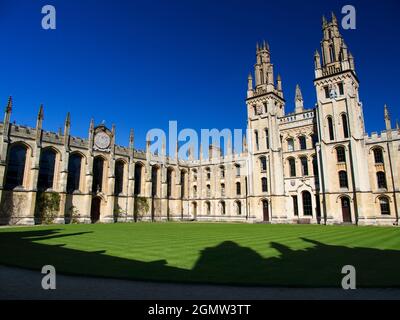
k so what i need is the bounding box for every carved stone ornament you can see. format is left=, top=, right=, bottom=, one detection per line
left=94, top=131, right=111, bottom=151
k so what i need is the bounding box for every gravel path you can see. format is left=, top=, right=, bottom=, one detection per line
left=1, top=265, right=400, bottom=300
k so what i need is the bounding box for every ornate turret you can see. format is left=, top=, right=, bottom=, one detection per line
left=314, top=13, right=355, bottom=79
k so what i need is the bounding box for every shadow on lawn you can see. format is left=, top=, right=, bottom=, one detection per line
left=0, top=229, right=399, bottom=287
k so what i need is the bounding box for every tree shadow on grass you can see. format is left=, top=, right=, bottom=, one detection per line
left=0, top=229, right=399, bottom=287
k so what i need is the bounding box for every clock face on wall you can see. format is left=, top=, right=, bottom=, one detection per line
left=94, top=131, right=111, bottom=150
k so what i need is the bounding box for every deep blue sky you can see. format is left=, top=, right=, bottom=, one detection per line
left=0, top=0, right=399, bottom=150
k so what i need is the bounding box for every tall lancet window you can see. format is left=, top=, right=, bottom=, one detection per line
left=114, top=160, right=124, bottom=195
left=327, top=116, right=335, bottom=141
left=93, top=156, right=104, bottom=193
left=265, top=129, right=270, bottom=149
left=5, top=144, right=28, bottom=189
left=329, top=44, right=335, bottom=63
left=254, top=131, right=259, bottom=151
left=67, top=153, right=82, bottom=193
left=38, top=148, right=57, bottom=191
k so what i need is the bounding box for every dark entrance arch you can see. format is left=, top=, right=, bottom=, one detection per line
left=192, top=202, right=197, bottom=220
left=91, top=197, right=101, bottom=223
left=341, top=197, right=352, bottom=223
left=262, top=200, right=269, bottom=222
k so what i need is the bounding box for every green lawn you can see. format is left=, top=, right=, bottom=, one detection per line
left=0, top=223, right=399, bottom=287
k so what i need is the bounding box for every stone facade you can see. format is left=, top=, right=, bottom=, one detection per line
left=0, top=14, right=399, bottom=226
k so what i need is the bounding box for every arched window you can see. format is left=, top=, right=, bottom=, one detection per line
left=379, top=197, right=390, bottom=215
left=311, top=134, right=318, bottom=148
left=220, top=166, right=225, bottom=178
left=134, top=162, right=143, bottom=195
left=192, top=202, right=197, bottom=217
left=261, top=177, right=268, bottom=192
left=67, top=153, right=82, bottom=193
left=288, top=158, right=296, bottom=177
left=220, top=183, right=225, bottom=196
left=263, top=102, right=268, bottom=114
left=235, top=164, right=241, bottom=177
left=236, top=182, right=241, bottom=195
left=206, top=184, right=211, bottom=197
left=336, top=146, right=346, bottom=163
left=236, top=201, right=242, bottom=215
left=167, top=168, right=173, bottom=198
left=206, top=201, right=211, bottom=215
left=93, top=156, right=105, bottom=193
left=376, top=172, right=387, bottom=189
left=327, top=116, right=335, bottom=141
left=373, top=148, right=384, bottom=164
left=192, top=169, right=197, bottom=181
left=38, top=148, right=57, bottom=191
left=342, top=114, right=349, bottom=138
left=287, top=138, right=294, bottom=152
left=205, top=167, right=211, bottom=180
left=329, top=45, right=335, bottom=63
left=260, top=156, right=267, bottom=172
left=300, top=157, right=309, bottom=176
left=253, top=105, right=257, bottom=116
left=299, top=136, right=307, bottom=150
left=180, top=170, right=186, bottom=198
left=151, top=166, right=159, bottom=196
left=338, top=170, right=348, bottom=188
left=302, top=191, right=313, bottom=216
left=254, top=130, right=259, bottom=150
left=312, top=155, right=318, bottom=176
left=114, top=160, right=125, bottom=195
left=5, top=144, right=28, bottom=189
left=193, top=185, right=197, bottom=198
left=220, top=201, right=226, bottom=215
left=265, top=129, right=270, bottom=149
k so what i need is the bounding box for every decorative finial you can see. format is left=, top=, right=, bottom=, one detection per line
left=384, top=104, right=392, bottom=131
left=38, top=104, right=44, bottom=120
left=65, top=112, right=70, bottom=126
left=5, top=96, right=12, bottom=113
left=331, top=11, right=337, bottom=24
left=295, top=84, right=303, bottom=101
left=322, top=15, right=327, bottom=26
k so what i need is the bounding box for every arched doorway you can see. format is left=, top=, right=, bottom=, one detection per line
left=91, top=197, right=101, bottom=223
left=262, top=200, right=269, bottom=222
left=341, top=197, right=352, bottom=223
left=192, top=202, right=197, bottom=220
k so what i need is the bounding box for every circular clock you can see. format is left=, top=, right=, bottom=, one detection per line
left=94, top=132, right=111, bottom=149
